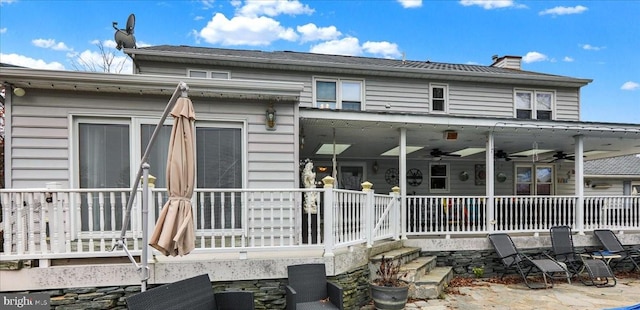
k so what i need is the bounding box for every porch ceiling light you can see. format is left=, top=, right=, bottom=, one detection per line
left=381, top=146, right=423, bottom=156
left=450, top=147, right=485, bottom=157
left=510, top=149, right=554, bottom=156
left=316, top=143, right=351, bottom=155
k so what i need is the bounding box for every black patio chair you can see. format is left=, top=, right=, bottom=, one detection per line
left=126, top=274, right=255, bottom=310
left=594, top=229, right=640, bottom=272
left=488, top=233, right=571, bottom=289
left=549, top=226, right=615, bottom=287
left=286, top=263, right=344, bottom=310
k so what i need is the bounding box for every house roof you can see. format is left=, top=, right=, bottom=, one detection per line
left=126, top=45, right=592, bottom=87
left=585, top=154, right=640, bottom=176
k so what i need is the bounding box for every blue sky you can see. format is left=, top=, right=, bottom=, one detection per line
left=1, top=0, right=638, bottom=124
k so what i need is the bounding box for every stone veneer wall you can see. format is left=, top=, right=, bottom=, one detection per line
left=421, top=246, right=634, bottom=278
left=10, top=265, right=371, bottom=310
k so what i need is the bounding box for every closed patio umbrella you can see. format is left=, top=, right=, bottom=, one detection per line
left=149, top=95, right=196, bottom=256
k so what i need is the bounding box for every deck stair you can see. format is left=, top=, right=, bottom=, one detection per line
left=369, top=241, right=453, bottom=300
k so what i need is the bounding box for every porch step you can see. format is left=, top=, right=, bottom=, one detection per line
left=408, top=266, right=454, bottom=299
left=369, top=246, right=453, bottom=301
left=368, top=240, right=404, bottom=257
left=399, top=256, right=437, bottom=283
left=370, top=246, right=421, bottom=265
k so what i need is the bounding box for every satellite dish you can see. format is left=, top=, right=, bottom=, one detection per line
left=113, top=13, right=136, bottom=50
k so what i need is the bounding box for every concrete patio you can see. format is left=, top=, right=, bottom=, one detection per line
left=361, top=276, right=640, bottom=310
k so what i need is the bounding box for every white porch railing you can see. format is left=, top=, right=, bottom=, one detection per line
left=1, top=186, right=638, bottom=261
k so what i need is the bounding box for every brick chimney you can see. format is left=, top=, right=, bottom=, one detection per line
left=490, top=55, right=522, bottom=70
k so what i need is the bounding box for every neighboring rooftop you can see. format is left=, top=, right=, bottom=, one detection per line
left=585, top=154, right=640, bottom=176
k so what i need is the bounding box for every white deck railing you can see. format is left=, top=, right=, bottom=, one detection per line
left=1, top=186, right=638, bottom=261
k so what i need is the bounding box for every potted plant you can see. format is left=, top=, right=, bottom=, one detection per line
left=370, top=256, right=409, bottom=310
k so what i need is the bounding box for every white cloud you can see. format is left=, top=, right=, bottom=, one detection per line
left=194, top=16, right=204, bottom=21
left=563, top=56, right=574, bottom=62
left=32, top=38, right=73, bottom=51
left=0, top=0, right=17, bottom=5
left=397, top=0, right=422, bottom=8
left=0, top=53, right=65, bottom=70
left=198, top=13, right=298, bottom=46
left=539, top=5, right=587, bottom=16
left=363, top=41, right=402, bottom=59
left=237, top=0, right=314, bottom=18
left=201, top=0, right=215, bottom=9
left=522, top=51, right=548, bottom=63
left=581, top=44, right=604, bottom=51
left=297, top=23, right=341, bottom=43
left=310, top=37, right=362, bottom=56
left=621, top=81, right=639, bottom=91
left=459, top=0, right=520, bottom=9
left=0, top=27, right=6, bottom=34
left=69, top=49, right=132, bottom=73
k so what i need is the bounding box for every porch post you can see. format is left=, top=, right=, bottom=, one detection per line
left=486, top=132, right=495, bottom=233
left=399, top=127, right=407, bottom=240
left=322, top=176, right=335, bottom=257
left=362, top=181, right=374, bottom=248
left=574, top=135, right=585, bottom=234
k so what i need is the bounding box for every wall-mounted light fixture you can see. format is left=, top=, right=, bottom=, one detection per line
left=372, top=161, right=379, bottom=174
left=13, top=87, right=26, bottom=97
left=266, top=104, right=276, bottom=131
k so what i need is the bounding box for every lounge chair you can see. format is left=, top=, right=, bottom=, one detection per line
left=488, top=233, right=571, bottom=289
left=550, top=226, right=615, bottom=287
left=594, top=229, right=640, bottom=272
left=286, top=263, right=344, bottom=310
left=126, top=274, right=255, bottom=310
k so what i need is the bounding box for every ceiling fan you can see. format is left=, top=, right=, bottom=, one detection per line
left=548, top=151, right=576, bottom=162
left=494, top=150, right=526, bottom=162
left=429, top=148, right=462, bottom=158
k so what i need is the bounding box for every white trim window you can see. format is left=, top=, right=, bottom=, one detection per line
left=75, top=118, right=131, bottom=231
left=430, top=83, right=448, bottom=113
left=188, top=69, right=230, bottom=79
left=314, top=78, right=363, bottom=110
left=515, top=164, right=554, bottom=195
left=74, top=116, right=244, bottom=231
left=429, top=163, right=450, bottom=193
left=515, top=89, right=554, bottom=120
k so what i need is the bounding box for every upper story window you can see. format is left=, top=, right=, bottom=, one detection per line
left=188, top=69, right=230, bottom=79
left=515, top=89, right=554, bottom=120
left=314, top=78, right=363, bottom=111
left=430, top=83, right=448, bottom=113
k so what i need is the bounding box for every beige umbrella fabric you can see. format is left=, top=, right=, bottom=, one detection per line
left=149, top=96, right=196, bottom=256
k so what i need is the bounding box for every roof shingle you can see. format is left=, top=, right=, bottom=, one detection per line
left=585, top=154, right=640, bottom=176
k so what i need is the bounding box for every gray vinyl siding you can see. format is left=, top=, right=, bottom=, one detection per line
left=8, top=89, right=297, bottom=190
left=135, top=60, right=581, bottom=120
left=554, top=88, right=580, bottom=120
left=448, top=83, right=514, bottom=118
left=585, top=179, right=624, bottom=196
left=365, top=159, right=514, bottom=195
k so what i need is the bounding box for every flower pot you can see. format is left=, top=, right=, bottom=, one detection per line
left=370, top=283, right=409, bottom=310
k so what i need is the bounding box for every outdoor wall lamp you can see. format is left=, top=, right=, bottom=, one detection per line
left=372, top=161, right=379, bottom=174
left=266, top=104, right=276, bottom=131
left=13, top=87, right=26, bottom=97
